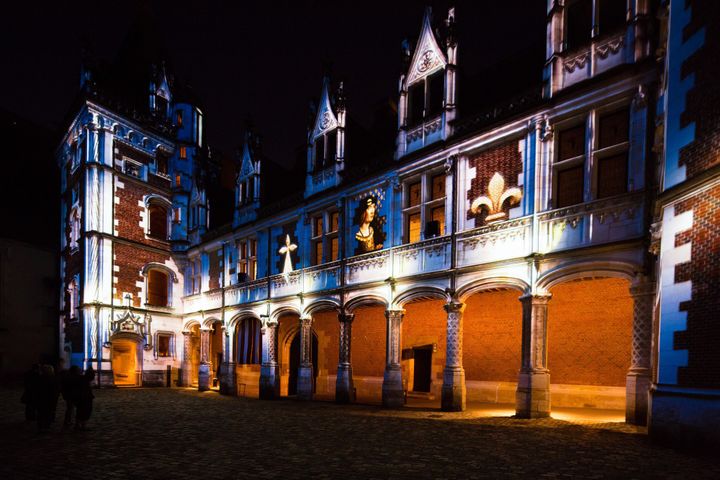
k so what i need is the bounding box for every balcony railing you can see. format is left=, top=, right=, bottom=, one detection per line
left=537, top=192, right=644, bottom=253
left=181, top=192, right=645, bottom=312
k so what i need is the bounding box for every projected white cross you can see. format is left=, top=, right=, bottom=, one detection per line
left=279, top=234, right=297, bottom=275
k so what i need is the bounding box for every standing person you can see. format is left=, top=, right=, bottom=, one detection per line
left=75, top=366, right=95, bottom=431
left=61, top=365, right=80, bottom=429
left=36, top=365, right=59, bottom=433
left=21, top=364, right=40, bottom=421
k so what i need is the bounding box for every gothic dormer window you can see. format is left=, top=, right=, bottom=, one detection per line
left=310, top=77, right=340, bottom=173
left=397, top=7, right=456, bottom=158
left=407, top=70, right=444, bottom=128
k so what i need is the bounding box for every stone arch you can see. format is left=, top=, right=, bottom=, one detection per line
left=536, top=260, right=639, bottom=292
left=395, top=285, right=447, bottom=308
left=271, top=305, right=302, bottom=322
left=182, top=318, right=201, bottom=332
left=141, top=262, right=178, bottom=283
left=201, top=316, right=223, bottom=329
left=344, top=294, right=388, bottom=313
left=302, top=298, right=340, bottom=317
left=456, top=276, right=529, bottom=302
left=228, top=310, right=262, bottom=330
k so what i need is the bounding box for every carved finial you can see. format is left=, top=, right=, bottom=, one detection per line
left=279, top=234, right=297, bottom=275
left=633, top=84, right=647, bottom=109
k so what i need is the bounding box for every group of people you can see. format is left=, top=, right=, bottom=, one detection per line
left=21, top=359, right=95, bottom=432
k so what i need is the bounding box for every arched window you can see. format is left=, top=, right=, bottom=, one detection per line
left=148, top=204, right=168, bottom=240
left=236, top=318, right=262, bottom=365
left=147, top=269, right=169, bottom=306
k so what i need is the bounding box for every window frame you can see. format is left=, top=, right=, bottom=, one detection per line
left=309, top=209, right=340, bottom=266
left=406, top=70, right=445, bottom=129
left=551, top=103, right=631, bottom=209
left=236, top=237, right=258, bottom=283
left=144, top=195, right=171, bottom=242
left=154, top=331, right=176, bottom=359
left=402, top=170, right=447, bottom=244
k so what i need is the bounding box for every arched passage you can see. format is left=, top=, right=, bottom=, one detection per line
left=348, top=301, right=387, bottom=404
left=462, top=287, right=524, bottom=405
left=277, top=313, right=319, bottom=397
left=234, top=316, right=263, bottom=398
left=547, top=277, right=633, bottom=411
left=397, top=288, right=448, bottom=408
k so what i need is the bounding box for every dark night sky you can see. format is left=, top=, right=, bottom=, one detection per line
left=0, top=0, right=546, bottom=170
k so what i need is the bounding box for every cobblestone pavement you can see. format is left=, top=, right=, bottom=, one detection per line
left=1, top=387, right=717, bottom=479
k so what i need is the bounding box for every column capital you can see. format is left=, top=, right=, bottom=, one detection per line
left=385, top=308, right=405, bottom=320
left=444, top=301, right=465, bottom=314
left=630, top=275, right=655, bottom=297
left=299, top=314, right=313, bottom=326
left=338, top=312, right=355, bottom=323
left=519, top=292, right=552, bottom=305
left=182, top=330, right=192, bottom=336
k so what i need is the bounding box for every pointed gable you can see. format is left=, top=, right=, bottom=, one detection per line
left=406, top=8, right=447, bottom=85
left=156, top=68, right=172, bottom=101
left=238, top=140, right=257, bottom=180
left=312, top=77, right=338, bottom=138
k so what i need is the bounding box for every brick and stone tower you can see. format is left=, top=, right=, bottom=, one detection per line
left=58, top=43, right=208, bottom=385
left=649, top=0, right=720, bottom=446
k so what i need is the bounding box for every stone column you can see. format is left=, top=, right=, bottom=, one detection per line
left=515, top=293, right=552, bottom=418
left=180, top=331, right=193, bottom=387
left=336, top=312, right=355, bottom=403
left=297, top=315, right=314, bottom=401
left=626, top=276, right=655, bottom=425
left=382, top=309, right=405, bottom=408
left=219, top=327, right=237, bottom=396
left=259, top=320, right=280, bottom=399
left=198, top=327, right=212, bottom=391
left=441, top=301, right=466, bottom=411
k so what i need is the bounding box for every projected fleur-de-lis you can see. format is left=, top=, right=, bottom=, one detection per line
left=279, top=234, right=297, bottom=275
left=470, top=172, right=522, bottom=223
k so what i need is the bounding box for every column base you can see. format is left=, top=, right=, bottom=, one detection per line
left=382, top=366, right=405, bottom=408
left=297, top=366, right=314, bottom=401
left=180, top=362, right=192, bottom=387
left=441, top=367, right=466, bottom=412
left=259, top=364, right=280, bottom=400
left=335, top=365, right=355, bottom=404
left=626, top=370, right=650, bottom=425
left=219, top=362, right=237, bottom=396
left=198, top=363, right=212, bottom=392
left=515, top=370, right=551, bottom=418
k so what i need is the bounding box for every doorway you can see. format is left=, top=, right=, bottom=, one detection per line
left=412, top=346, right=433, bottom=393
left=287, top=331, right=318, bottom=396
left=112, top=339, right=139, bottom=386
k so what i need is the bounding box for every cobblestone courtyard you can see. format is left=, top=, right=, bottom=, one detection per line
left=1, top=387, right=717, bottom=479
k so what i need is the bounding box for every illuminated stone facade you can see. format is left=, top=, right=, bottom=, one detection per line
left=57, top=2, right=720, bottom=445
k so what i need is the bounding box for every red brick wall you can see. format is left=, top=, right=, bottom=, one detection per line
left=464, top=290, right=523, bottom=382
left=113, top=243, right=172, bottom=307
left=351, top=306, right=386, bottom=377
left=114, top=177, right=170, bottom=250
left=402, top=299, right=447, bottom=388
left=679, top=0, right=720, bottom=179
left=466, top=139, right=523, bottom=225
left=313, top=310, right=339, bottom=375
left=548, top=278, right=632, bottom=386
left=673, top=184, right=720, bottom=388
